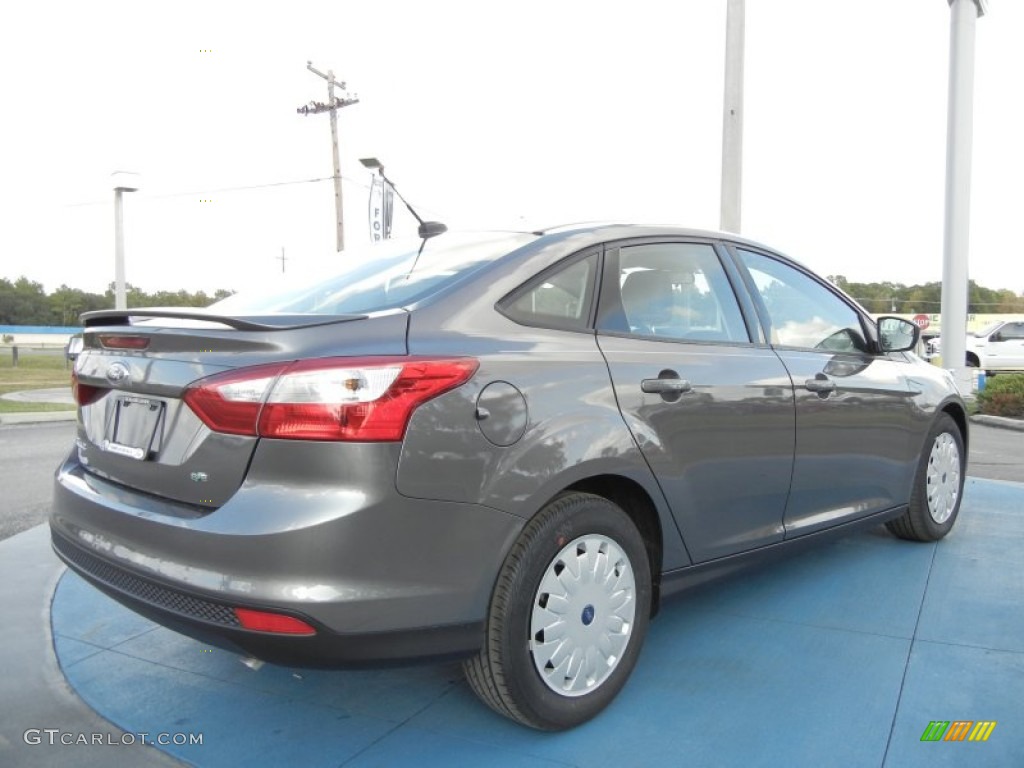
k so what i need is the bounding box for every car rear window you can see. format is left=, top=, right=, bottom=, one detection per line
left=211, top=232, right=536, bottom=315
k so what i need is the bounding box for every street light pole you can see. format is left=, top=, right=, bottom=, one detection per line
left=940, top=0, right=986, bottom=393
left=111, top=171, right=140, bottom=310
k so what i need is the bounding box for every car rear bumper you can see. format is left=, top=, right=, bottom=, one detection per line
left=50, top=443, right=524, bottom=665
left=51, top=530, right=484, bottom=665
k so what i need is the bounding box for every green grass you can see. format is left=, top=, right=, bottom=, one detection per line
left=0, top=348, right=76, bottom=412
left=0, top=400, right=76, bottom=413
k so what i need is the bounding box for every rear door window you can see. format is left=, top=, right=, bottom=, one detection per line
left=597, top=242, right=749, bottom=343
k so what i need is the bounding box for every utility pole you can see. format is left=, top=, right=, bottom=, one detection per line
left=720, top=0, right=745, bottom=233
left=298, top=62, right=359, bottom=252
left=277, top=247, right=287, bottom=273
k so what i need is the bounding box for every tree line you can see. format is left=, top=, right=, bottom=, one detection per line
left=2, top=274, right=1023, bottom=327
left=0, top=277, right=235, bottom=326
left=828, top=276, right=1024, bottom=315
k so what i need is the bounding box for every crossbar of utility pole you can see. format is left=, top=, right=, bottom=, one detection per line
left=299, top=62, right=359, bottom=252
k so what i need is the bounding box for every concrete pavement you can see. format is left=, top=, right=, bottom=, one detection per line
left=0, top=525, right=184, bottom=767
left=0, top=388, right=76, bottom=426
left=38, top=478, right=1024, bottom=767
left=0, top=388, right=75, bottom=405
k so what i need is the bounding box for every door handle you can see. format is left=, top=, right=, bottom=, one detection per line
left=641, top=377, right=692, bottom=395
left=804, top=374, right=836, bottom=394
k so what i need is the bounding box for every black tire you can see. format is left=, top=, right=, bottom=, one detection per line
left=463, top=491, right=652, bottom=730
left=886, top=413, right=965, bottom=542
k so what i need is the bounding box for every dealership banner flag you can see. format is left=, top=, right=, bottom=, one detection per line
left=368, top=175, right=394, bottom=241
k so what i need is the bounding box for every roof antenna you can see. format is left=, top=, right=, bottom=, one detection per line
left=359, top=158, right=446, bottom=278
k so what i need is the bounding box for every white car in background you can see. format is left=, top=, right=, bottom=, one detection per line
left=931, top=321, right=1024, bottom=372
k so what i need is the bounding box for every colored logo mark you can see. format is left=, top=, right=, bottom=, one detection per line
left=920, top=720, right=997, bottom=742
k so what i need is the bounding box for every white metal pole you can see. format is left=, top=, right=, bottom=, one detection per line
left=113, top=188, right=127, bottom=310
left=940, top=0, right=985, bottom=394
left=720, top=0, right=745, bottom=233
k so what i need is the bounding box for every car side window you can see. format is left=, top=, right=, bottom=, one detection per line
left=736, top=249, right=867, bottom=352
left=500, top=253, right=597, bottom=331
left=998, top=323, right=1024, bottom=340
left=598, top=243, right=749, bottom=343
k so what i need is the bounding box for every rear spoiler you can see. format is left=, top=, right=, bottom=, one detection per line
left=80, top=309, right=368, bottom=332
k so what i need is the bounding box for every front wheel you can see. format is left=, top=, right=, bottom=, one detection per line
left=886, top=413, right=965, bottom=542
left=463, top=492, right=652, bottom=730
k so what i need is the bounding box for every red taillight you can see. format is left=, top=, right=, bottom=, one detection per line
left=71, top=370, right=106, bottom=406
left=233, top=608, right=316, bottom=635
left=184, top=357, right=478, bottom=442
left=183, top=362, right=288, bottom=436
left=98, top=334, right=150, bottom=350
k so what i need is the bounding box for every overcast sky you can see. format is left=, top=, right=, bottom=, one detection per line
left=1, top=1, right=1020, bottom=299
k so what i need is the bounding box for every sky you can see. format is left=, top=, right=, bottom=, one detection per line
left=1, top=0, right=1021, bottom=299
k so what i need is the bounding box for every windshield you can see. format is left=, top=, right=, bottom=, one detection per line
left=972, top=321, right=1002, bottom=338
left=211, top=232, right=536, bottom=315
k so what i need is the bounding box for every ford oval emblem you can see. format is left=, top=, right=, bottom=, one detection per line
left=106, top=361, right=130, bottom=383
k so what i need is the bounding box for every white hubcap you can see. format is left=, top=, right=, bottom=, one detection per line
left=530, top=534, right=636, bottom=697
left=926, top=432, right=961, bottom=524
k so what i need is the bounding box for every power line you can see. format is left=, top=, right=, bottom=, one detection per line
left=63, top=175, right=341, bottom=207
left=61, top=171, right=449, bottom=226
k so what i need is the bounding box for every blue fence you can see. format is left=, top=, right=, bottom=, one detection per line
left=0, top=325, right=82, bottom=335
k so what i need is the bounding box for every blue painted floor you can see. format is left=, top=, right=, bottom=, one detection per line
left=51, top=478, right=1024, bottom=767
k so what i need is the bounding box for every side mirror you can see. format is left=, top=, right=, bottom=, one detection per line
left=877, top=316, right=920, bottom=353
left=65, top=334, right=84, bottom=361
left=989, top=332, right=1003, bottom=343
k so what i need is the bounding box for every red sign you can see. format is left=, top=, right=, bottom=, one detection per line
left=912, top=314, right=931, bottom=330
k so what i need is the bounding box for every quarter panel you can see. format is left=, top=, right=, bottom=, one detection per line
left=401, top=315, right=691, bottom=570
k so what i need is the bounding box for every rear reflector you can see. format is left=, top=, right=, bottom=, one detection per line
left=184, top=356, right=478, bottom=442
left=233, top=608, right=316, bottom=635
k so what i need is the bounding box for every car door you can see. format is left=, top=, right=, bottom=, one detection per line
left=596, top=239, right=795, bottom=563
left=730, top=247, right=920, bottom=537
left=985, top=322, right=1024, bottom=368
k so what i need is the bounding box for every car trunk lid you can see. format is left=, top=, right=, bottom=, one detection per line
left=72, top=310, right=409, bottom=508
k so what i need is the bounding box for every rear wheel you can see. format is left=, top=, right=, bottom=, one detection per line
left=463, top=492, right=651, bottom=730
left=886, top=413, right=965, bottom=542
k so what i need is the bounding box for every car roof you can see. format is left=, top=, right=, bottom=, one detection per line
left=525, top=222, right=771, bottom=248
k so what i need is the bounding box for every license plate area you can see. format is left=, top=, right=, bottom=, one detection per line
left=102, top=396, right=165, bottom=461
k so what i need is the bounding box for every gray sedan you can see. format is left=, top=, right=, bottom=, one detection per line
left=51, top=224, right=966, bottom=730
